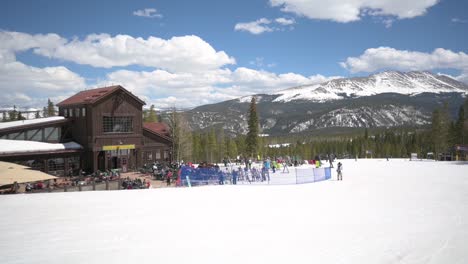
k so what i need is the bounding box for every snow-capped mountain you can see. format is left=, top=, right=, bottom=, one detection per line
left=183, top=71, right=468, bottom=135
left=246, top=71, right=468, bottom=103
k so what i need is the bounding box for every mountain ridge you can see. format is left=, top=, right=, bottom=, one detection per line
left=183, top=71, right=468, bottom=136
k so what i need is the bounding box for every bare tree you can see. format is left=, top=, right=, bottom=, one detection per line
left=166, top=107, right=192, bottom=163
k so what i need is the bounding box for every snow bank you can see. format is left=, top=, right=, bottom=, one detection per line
left=0, top=116, right=65, bottom=130
left=0, top=139, right=82, bottom=154
left=0, top=159, right=467, bottom=264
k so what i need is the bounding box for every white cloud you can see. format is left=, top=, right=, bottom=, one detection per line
left=103, top=67, right=340, bottom=108
left=234, top=18, right=273, bottom=35
left=0, top=30, right=340, bottom=108
left=275, top=17, right=295, bottom=25
left=451, top=18, right=468, bottom=24
left=133, top=8, right=163, bottom=18
left=0, top=31, right=235, bottom=73
left=249, top=57, right=276, bottom=68
left=0, top=50, right=86, bottom=107
left=32, top=33, right=236, bottom=72
left=0, top=31, right=230, bottom=75
left=455, top=72, right=468, bottom=83
left=235, top=17, right=297, bottom=35
left=340, top=47, right=468, bottom=74
left=270, top=0, right=439, bottom=23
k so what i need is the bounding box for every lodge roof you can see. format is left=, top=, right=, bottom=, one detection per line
left=57, top=85, right=145, bottom=107
left=143, top=122, right=171, bottom=137
left=143, top=122, right=172, bottom=143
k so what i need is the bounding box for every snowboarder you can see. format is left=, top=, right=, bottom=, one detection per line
left=337, top=162, right=343, bottom=181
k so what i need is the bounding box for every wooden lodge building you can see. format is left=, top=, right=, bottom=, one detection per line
left=0, top=85, right=172, bottom=176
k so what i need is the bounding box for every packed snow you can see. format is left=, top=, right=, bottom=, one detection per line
left=0, top=159, right=467, bottom=264
left=0, top=139, right=82, bottom=154
left=0, top=116, right=65, bottom=130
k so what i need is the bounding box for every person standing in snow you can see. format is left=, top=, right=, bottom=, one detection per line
left=337, top=162, right=343, bottom=181
left=166, top=170, right=173, bottom=186
left=328, top=154, right=334, bottom=168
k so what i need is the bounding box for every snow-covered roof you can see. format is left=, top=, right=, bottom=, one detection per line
left=0, top=116, right=65, bottom=130
left=0, top=139, right=82, bottom=155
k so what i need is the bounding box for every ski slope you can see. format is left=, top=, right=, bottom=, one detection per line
left=0, top=159, right=467, bottom=264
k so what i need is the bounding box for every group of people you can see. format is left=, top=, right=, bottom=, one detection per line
left=121, top=177, right=151, bottom=189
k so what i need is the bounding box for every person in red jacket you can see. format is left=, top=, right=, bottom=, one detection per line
left=166, top=170, right=173, bottom=186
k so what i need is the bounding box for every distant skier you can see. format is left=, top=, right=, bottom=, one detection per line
left=337, top=162, right=343, bottom=181
left=328, top=154, right=334, bottom=168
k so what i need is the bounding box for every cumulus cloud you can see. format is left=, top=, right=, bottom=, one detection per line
left=340, top=47, right=468, bottom=74
left=234, top=18, right=274, bottom=35
left=0, top=32, right=86, bottom=106
left=0, top=31, right=235, bottom=73
left=270, top=0, right=439, bottom=23
left=103, top=67, right=340, bottom=108
left=0, top=59, right=86, bottom=106
left=235, top=17, right=296, bottom=34
left=32, top=33, right=236, bottom=72
left=0, top=30, right=339, bottom=108
left=275, top=17, right=295, bottom=25
left=133, top=8, right=163, bottom=18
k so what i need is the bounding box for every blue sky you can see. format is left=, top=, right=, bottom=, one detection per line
left=0, top=0, right=467, bottom=109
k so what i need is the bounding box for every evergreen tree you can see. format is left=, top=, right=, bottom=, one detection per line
left=228, top=137, right=238, bottom=160
left=35, top=111, right=40, bottom=119
left=8, top=105, right=18, bottom=121
left=145, top=104, right=158, bottom=123
left=42, top=107, right=48, bottom=118
left=192, top=133, right=202, bottom=163
left=217, top=128, right=226, bottom=161
left=47, top=99, right=56, bottom=117
left=2, top=112, right=7, bottom=122
left=17, top=111, right=25, bottom=120
left=246, top=97, right=259, bottom=158
left=455, top=104, right=465, bottom=144
left=207, top=128, right=217, bottom=163
left=431, top=105, right=449, bottom=158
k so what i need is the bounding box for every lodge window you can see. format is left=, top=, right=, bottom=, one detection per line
left=75, top=108, right=80, bottom=117
left=69, top=108, right=73, bottom=117
left=82, top=108, right=86, bottom=117
left=103, top=116, right=133, bottom=133
left=64, top=109, right=68, bottom=117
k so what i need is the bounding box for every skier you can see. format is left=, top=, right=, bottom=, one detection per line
left=328, top=154, right=334, bottom=168
left=337, top=162, right=343, bottom=181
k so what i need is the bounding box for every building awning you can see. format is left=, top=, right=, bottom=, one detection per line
left=0, top=161, right=57, bottom=186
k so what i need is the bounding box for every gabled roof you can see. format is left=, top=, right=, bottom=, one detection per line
left=143, top=122, right=172, bottom=143
left=57, top=85, right=145, bottom=107
left=143, top=122, right=171, bottom=137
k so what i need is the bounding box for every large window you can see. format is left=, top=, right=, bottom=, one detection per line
left=103, top=116, right=133, bottom=133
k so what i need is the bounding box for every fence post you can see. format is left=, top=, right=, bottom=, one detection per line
left=64, top=185, right=68, bottom=192
left=105, top=180, right=109, bottom=190
left=78, top=184, right=82, bottom=192
left=92, top=181, right=96, bottom=191
left=295, top=167, right=297, bottom=184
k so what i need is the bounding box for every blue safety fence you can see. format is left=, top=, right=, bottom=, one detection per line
left=296, top=167, right=332, bottom=184
left=178, top=165, right=331, bottom=187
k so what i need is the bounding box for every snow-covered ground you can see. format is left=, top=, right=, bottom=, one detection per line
left=0, top=159, right=467, bottom=264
